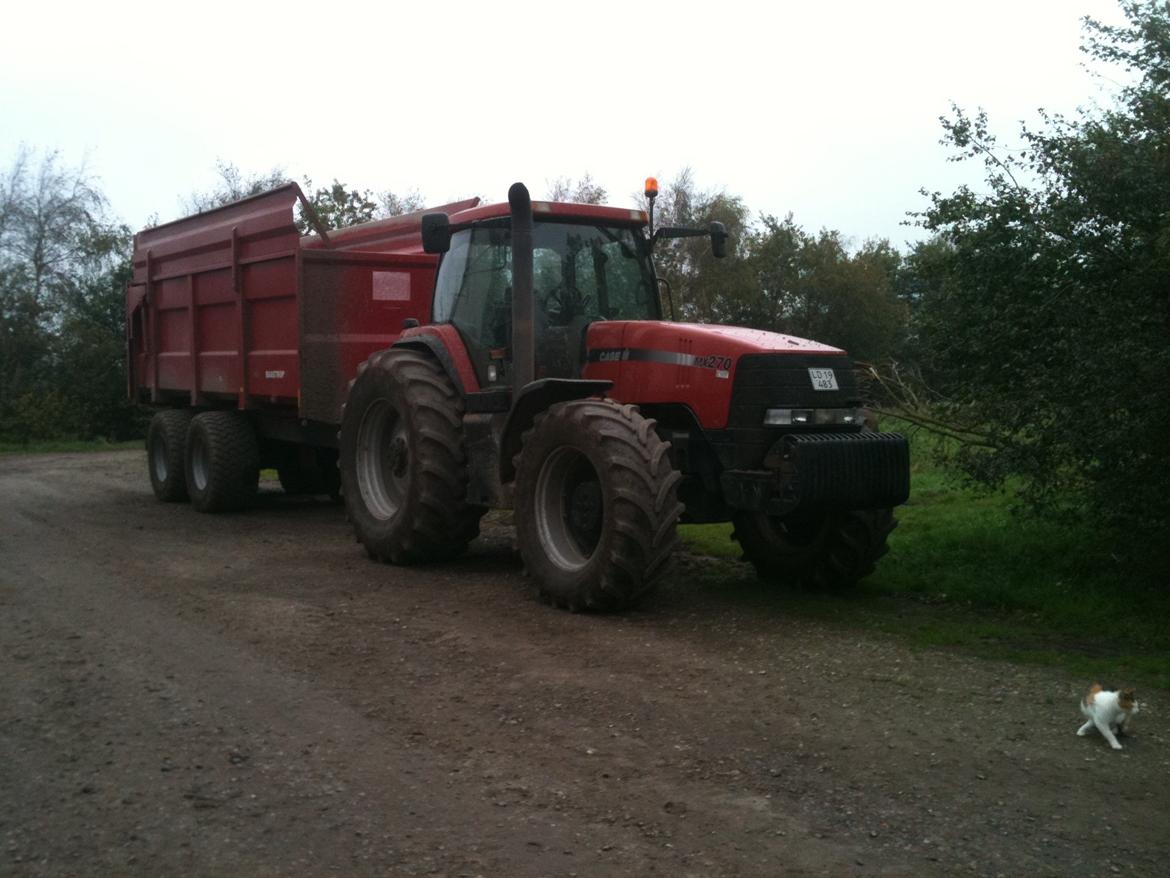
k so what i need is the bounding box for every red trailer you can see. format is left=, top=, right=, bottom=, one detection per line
left=130, top=180, right=909, bottom=612
left=127, top=183, right=479, bottom=429
left=127, top=184, right=475, bottom=500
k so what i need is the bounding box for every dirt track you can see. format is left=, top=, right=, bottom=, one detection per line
left=1, top=450, right=1167, bottom=877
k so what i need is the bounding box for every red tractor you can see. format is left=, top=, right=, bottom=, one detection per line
left=128, top=180, right=909, bottom=611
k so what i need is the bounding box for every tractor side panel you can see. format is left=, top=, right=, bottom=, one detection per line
left=582, top=321, right=739, bottom=429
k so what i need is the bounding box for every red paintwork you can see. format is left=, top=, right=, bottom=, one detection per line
left=300, top=198, right=480, bottom=254
left=583, top=321, right=844, bottom=429
left=399, top=324, right=480, bottom=393
left=127, top=184, right=442, bottom=423
left=448, top=200, right=648, bottom=228
left=299, top=249, right=438, bottom=422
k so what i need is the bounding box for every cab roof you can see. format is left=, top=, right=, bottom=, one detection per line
left=449, top=200, right=648, bottom=228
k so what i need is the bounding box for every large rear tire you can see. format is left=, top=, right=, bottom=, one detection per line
left=514, top=400, right=683, bottom=612
left=339, top=348, right=484, bottom=563
left=185, top=411, right=260, bottom=513
left=732, top=507, right=896, bottom=590
left=146, top=409, right=194, bottom=502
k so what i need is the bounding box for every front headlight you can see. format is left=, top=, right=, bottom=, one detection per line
left=764, top=407, right=866, bottom=427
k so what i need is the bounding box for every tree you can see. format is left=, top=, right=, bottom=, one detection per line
left=185, top=162, right=427, bottom=234
left=54, top=247, right=141, bottom=439
left=304, top=180, right=427, bottom=231
left=376, top=189, right=426, bottom=217
left=0, top=147, right=139, bottom=441
left=910, top=0, right=1170, bottom=554
left=547, top=173, right=607, bottom=205
left=183, top=160, right=288, bottom=214
left=302, top=179, right=378, bottom=230
left=737, top=217, right=907, bottom=362
left=641, top=168, right=754, bottom=322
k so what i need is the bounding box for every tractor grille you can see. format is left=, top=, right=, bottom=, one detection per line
left=728, top=353, right=861, bottom=428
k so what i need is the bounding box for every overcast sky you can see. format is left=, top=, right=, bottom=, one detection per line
left=2, top=0, right=1126, bottom=248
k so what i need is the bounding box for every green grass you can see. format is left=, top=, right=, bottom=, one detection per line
left=680, top=454, right=1170, bottom=689
left=0, top=438, right=143, bottom=455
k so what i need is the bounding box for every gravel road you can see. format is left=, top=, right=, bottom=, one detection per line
left=1, top=450, right=1166, bottom=877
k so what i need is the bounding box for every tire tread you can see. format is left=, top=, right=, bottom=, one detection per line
left=340, top=348, right=484, bottom=564
left=733, top=507, right=897, bottom=590
left=186, top=411, right=259, bottom=513
left=515, top=399, right=683, bottom=612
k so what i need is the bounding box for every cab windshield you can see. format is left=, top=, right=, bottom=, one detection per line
left=433, top=220, right=659, bottom=350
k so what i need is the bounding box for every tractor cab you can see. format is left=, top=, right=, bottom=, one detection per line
left=429, top=203, right=661, bottom=387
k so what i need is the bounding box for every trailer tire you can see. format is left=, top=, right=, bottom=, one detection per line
left=340, top=348, right=483, bottom=564
left=147, top=409, right=194, bottom=502
left=185, top=411, right=260, bottom=513
left=514, top=400, right=683, bottom=612
left=732, top=507, right=896, bottom=590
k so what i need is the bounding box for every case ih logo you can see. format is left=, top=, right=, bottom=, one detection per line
left=588, top=348, right=732, bottom=373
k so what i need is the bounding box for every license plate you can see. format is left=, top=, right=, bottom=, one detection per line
left=808, top=368, right=838, bottom=391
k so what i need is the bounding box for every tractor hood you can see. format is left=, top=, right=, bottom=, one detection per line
left=585, top=320, right=844, bottom=361
left=632, top=321, right=842, bottom=354
left=582, top=321, right=851, bottom=430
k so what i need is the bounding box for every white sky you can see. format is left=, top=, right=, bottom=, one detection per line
left=1, top=0, right=1126, bottom=249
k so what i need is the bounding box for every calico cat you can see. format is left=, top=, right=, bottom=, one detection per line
left=1077, top=683, right=1138, bottom=750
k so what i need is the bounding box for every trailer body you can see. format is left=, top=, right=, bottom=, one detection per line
left=126, top=184, right=475, bottom=438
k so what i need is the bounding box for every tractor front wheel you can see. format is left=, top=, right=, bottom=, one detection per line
left=514, top=400, right=682, bottom=612
left=732, top=507, right=896, bottom=590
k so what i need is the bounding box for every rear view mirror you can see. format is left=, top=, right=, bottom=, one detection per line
left=421, top=213, right=451, bottom=254
left=709, top=221, right=729, bottom=259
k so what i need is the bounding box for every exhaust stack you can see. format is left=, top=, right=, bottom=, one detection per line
left=509, top=182, right=535, bottom=391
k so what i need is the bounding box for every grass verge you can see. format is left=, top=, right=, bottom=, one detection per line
left=680, top=464, right=1170, bottom=689
left=0, top=439, right=143, bottom=455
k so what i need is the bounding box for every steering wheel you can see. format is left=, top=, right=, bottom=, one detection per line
left=542, top=283, right=595, bottom=325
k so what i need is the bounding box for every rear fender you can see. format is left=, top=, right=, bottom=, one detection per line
left=499, top=378, right=613, bottom=483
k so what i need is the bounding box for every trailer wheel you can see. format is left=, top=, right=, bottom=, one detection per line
left=339, top=348, right=484, bottom=563
left=185, top=411, right=260, bottom=513
left=147, top=409, right=194, bottom=502
left=732, top=508, right=896, bottom=590
left=514, top=400, right=683, bottom=612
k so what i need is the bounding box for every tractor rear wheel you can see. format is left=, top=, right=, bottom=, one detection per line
left=185, top=411, right=260, bottom=513
left=147, top=409, right=194, bottom=502
left=514, top=400, right=682, bottom=612
left=339, top=348, right=484, bottom=564
left=732, top=507, right=896, bottom=590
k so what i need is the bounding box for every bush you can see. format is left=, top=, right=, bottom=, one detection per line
left=909, top=1, right=1170, bottom=562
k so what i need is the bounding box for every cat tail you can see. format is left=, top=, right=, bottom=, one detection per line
left=1083, top=682, right=1103, bottom=709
